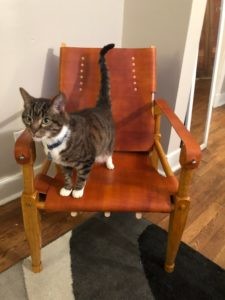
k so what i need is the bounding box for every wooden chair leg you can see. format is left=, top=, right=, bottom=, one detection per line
left=165, top=166, right=193, bottom=272
left=21, top=163, right=42, bottom=273
left=21, top=192, right=42, bottom=272
left=165, top=197, right=190, bottom=272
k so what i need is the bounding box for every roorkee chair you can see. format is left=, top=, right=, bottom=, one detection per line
left=14, top=44, right=201, bottom=273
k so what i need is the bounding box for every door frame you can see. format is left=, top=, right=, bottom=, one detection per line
left=186, top=0, right=225, bottom=149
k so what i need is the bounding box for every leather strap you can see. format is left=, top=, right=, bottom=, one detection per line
left=155, top=99, right=201, bottom=168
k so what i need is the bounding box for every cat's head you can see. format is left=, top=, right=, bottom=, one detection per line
left=20, top=88, right=68, bottom=141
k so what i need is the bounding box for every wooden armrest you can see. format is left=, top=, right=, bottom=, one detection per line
left=155, top=99, right=201, bottom=168
left=14, top=129, right=36, bottom=165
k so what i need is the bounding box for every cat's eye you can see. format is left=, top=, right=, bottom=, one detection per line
left=24, top=115, right=32, bottom=125
left=42, top=117, right=51, bottom=126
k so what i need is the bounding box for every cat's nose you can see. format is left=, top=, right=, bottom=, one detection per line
left=30, top=121, right=41, bottom=135
left=30, top=129, right=42, bottom=140
left=30, top=127, right=39, bottom=135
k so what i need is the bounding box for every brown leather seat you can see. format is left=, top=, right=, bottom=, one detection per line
left=14, top=44, right=201, bottom=275
left=35, top=152, right=178, bottom=213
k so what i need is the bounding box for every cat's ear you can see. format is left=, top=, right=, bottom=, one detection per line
left=19, top=88, right=34, bottom=107
left=51, top=92, right=66, bottom=113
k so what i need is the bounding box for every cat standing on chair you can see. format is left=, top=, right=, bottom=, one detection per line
left=20, top=43, right=115, bottom=198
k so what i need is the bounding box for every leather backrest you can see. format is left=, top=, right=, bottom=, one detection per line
left=59, top=46, right=156, bottom=151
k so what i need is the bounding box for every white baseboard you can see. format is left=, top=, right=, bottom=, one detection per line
left=0, top=164, right=42, bottom=206
left=166, top=148, right=181, bottom=172
left=213, top=92, right=225, bottom=108
left=159, top=148, right=181, bottom=175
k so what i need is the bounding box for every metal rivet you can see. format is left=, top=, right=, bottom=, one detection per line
left=80, top=69, right=84, bottom=73
left=79, top=88, right=82, bottom=91
left=133, top=81, right=137, bottom=85
left=81, top=56, right=85, bottom=60
left=132, top=62, right=135, bottom=66
left=132, top=69, right=136, bottom=73
left=80, top=63, right=84, bottom=67
left=192, top=160, right=197, bottom=165
left=80, top=75, right=83, bottom=79
left=19, top=155, right=25, bottom=160
left=131, top=56, right=135, bottom=60
left=79, top=81, right=83, bottom=85
left=133, top=75, right=136, bottom=79
left=134, top=87, right=137, bottom=92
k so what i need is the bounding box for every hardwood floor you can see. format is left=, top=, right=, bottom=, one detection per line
left=1, top=81, right=225, bottom=273
left=0, top=199, right=94, bottom=272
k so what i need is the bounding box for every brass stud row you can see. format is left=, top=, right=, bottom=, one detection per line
left=131, top=56, right=137, bottom=92
left=79, top=56, right=85, bottom=91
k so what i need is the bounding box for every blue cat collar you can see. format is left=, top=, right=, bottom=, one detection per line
left=47, top=132, right=68, bottom=150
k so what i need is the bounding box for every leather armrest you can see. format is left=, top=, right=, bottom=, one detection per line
left=155, top=99, right=201, bottom=168
left=14, top=129, right=36, bottom=165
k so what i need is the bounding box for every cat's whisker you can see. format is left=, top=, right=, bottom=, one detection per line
left=104, top=212, right=111, bottom=217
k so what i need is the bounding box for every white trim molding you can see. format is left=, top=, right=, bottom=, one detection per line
left=213, top=92, right=225, bottom=108
left=159, top=148, right=181, bottom=176
left=0, top=172, right=23, bottom=206
left=0, top=164, right=42, bottom=206
left=166, top=148, right=181, bottom=173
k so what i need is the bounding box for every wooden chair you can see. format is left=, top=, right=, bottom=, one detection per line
left=14, top=45, right=201, bottom=273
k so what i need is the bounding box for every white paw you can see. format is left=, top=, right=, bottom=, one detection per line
left=106, top=156, right=114, bottom=170
left=60, top=187, right=72, bottom=197
left=72, top=188, right=84, bottom=198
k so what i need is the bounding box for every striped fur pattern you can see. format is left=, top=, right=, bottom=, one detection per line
left=20, top=44, right=115, bottom=198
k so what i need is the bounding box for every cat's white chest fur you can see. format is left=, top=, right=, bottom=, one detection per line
left=42, top=125, right=70, bottom=164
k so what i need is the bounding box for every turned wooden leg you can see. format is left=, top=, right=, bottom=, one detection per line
left=165, top=197, right=190, bottom=272
left=21, top=163, right=42, bottom=273
left=21, top=192, right=42, bottom=273
left=165, top=166, right=193, bottom=273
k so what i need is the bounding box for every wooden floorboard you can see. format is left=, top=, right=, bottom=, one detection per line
left=1, top=79, right=225, bottom=272
left=0, top=200, right=94, bottom=272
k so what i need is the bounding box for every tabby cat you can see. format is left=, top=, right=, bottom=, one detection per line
left=20, top=43, right=115, bottom=198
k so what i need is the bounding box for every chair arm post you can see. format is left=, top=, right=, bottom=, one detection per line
left=177, top=148, right=196, bottom=199
left=21, top=163, right=42, bottom=273
left=21, top=163, right=36, bottom=196
left=14, top=128, right=37, bottom=199
left=165, top=149, right=195, bottom=273
left=14, top=129, right=36, bottom=165
left=14, top=129, right=42, bottom=272
left=150, top=102, right=162, bottom=169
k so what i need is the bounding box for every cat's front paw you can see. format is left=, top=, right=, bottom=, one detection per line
left=72, top=188, right=84, bottom=198
left=106, top=156, right=114, bottom=170
left=60, top=187, right=72, bottom=197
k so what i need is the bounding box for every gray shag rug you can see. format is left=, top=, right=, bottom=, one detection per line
left=70, top=213, right=152, bottom=299
left=1, top=213, right=225, bottom=300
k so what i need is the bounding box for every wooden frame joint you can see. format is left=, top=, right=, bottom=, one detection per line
left=174, top=197, right=190, bottom=211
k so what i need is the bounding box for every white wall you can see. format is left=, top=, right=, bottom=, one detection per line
left=213, top=0, right=225, bottom=108
left=0, top=0, right=124, bottom=204
left=122, top=0, right=206, bottom=169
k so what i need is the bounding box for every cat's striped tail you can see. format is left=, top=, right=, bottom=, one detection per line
left=97, top=43, right=115, bottom=108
